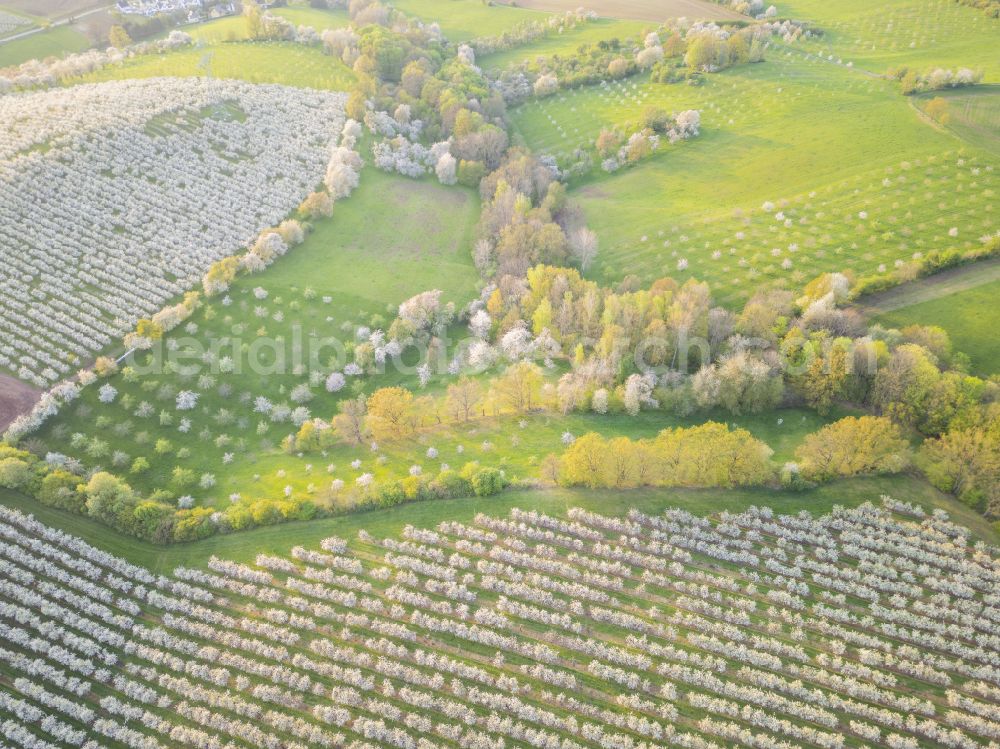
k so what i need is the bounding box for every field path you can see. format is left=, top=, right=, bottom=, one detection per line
left=855, top=256, right=1000, bottom=316
left=0, top=3, right=109, bottom=45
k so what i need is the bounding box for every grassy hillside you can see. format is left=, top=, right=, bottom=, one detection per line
left=388, top=0, right=549, bottom=42
left=31, top=168, right=485, bottom=507
left=478, top=17, right=650, bottom=70
left=779, top=0, right=998, bottom=74
left=76, top=40, right=357, bottom=90
left=511, top=57, right=997, bottom=306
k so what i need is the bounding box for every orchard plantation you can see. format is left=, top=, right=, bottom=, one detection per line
left=0, top=0, right=998, bottom=746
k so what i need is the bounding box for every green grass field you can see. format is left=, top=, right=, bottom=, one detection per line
left=0, top=3, right=351, bottom=71
left=75, top=39, right=356, bottom=90
left=510, top=54, right=998, bottom=306
left=875, top=277, right=1000, bottom=375
left=477, top=17, right=650, bottom=70
left=389, top=0, right=550, bottom=42
left=31, top=168, right=484, bottom=507
left=4, top=471, right=994, bottom=571
left=779, top=0, right=998, bottom=75
left=0, top=23, right=88, bottom=67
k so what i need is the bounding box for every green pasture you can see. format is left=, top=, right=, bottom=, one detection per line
left=75, top=39, right=356, bottom=90
left=509, top=56, right=998, bottom=306
left=780, top=0, right=997, bottom=75
left=389, top=0, right=549, bottom=42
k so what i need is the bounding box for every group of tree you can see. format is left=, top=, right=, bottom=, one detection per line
left=473, top=150, right=586, bottom=277
left=889, top=65, right=984, bottom=94
left=952, top=0, right=1000, bottom=16
left=553, top=414, right=916, bottom=491
left=468, top=10, right=597, bottom=57
left=298, top=364, right=546, bottom=452
left=493, top=36, right=646, bottom=103
left=596, top=107, right=701, bottom=172
left=465, top=258, right=1000, bottom=517
left=243, top=1, right=302, bottom=41
left=319, top=2, right=509, bottom=178
left=792, top=415, right=911, bottom=482
left=0, top=443, right=212, bottom=543
left=554, top=422, right=773, bottom=488
left=680, top=26, right=767, bottom=72
left=0, top=434, right=503, bottom=544
left=851, top=233, right=1000, bottom=298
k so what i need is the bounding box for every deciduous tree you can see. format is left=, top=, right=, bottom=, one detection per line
left=796, top=416, right=910, bottom=482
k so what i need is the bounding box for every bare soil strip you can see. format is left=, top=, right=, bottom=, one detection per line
left=0, top=372, right=40, bottom=434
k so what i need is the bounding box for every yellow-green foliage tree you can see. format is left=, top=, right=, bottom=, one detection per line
left=202, top=256, right=240, bottom=296
left=366, top=386, right=415, bottom=442
left=558, top=432, right=609, bottom=488
left=871, top=342, right=988, bottom=436
left=918, top=419, right=1000, bottom=515
left=294, top=419, right=339, bottom=452
left=490, top=362, right=543, bottom=413
left=655, top=422, right=774, bottom=487
left=446, top=377, right=482, bottom=422
left=559, top=422, right=773, bottom=489
left=799, top=339, right=851, bottom=415
left=0, top=456, right=32, bottom=490
left=108, top=25, right=132, bottom=49
left=333, top=396, right=368, bottom=445
left=795, top=416, right=910, bottom=482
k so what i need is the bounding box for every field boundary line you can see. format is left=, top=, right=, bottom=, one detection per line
left=856, top=256, right=1000, bottom=316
